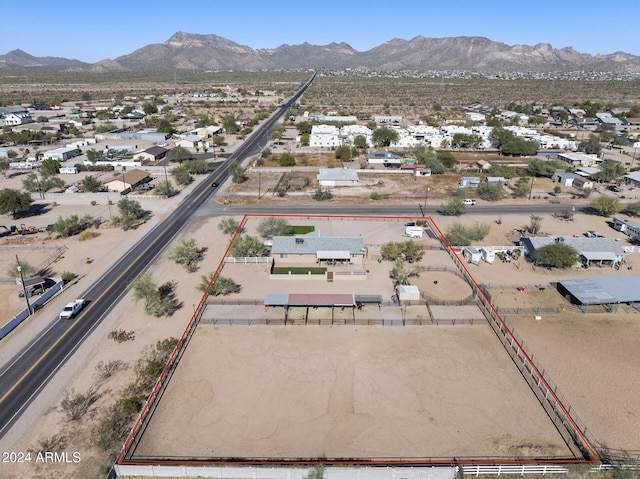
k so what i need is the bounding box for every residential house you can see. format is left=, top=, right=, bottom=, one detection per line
left=557, top=152, right=602, bottom=168
left=0, top=106, right=33, bottom=126
left=624, top=171, right=640, bottom=187
left=175, top=134, right=204, bottom=150
left=552, top=171, right=582, bottom=187
left=101, top=168, right=151, bottom=193
left=459, top=176, right=481, bottom=188
left=309, top=125, right=341, bottom=147
left=135, top=146, right=169, bottom=163
left=270, top=231, right=366, bottom=266
left=520, top=236, right=625, bottom=268
left=464, top=112, right=486, bottom=122
left=317, top=168, right=359, bottom=187
left=373, top=115, right=402, bottom=124
left=569, top=118, right=599, bottom=129
left=191, top=125, right=222, bottom=138
left=486, top=176, right=507, bottom=186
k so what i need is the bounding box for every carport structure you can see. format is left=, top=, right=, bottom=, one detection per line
left=265, top=293, right=358, bottom=324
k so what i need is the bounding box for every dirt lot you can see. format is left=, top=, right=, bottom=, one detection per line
left=1, top=187, right=640, bottom=477
left=134, top=325, right=570, bottom=460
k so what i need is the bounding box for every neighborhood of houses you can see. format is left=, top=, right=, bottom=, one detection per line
left=2, top=96, right=640, bottom=197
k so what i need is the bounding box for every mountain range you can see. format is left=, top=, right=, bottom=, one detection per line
left=2, top=31, right=640, bottom=73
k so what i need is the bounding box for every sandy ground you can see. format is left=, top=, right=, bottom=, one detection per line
left=134, top=325, right=570, bottom=460
left=0, top=181, right=639, bottom=476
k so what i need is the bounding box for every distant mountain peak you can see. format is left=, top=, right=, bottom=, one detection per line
left=2, top=32, right=639, bottom=74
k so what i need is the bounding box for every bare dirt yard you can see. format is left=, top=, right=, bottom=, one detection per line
left=134, top=325, right=570, bottom=460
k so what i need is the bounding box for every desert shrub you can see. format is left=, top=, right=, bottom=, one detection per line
left=78, top=227, right=101, bottom=241
left=60, top=387, right=103, bottom=421
left=36, top=433, right=67, bottom=454
left=312, top=188, right=333, bottom=201
left=108, top=329, right=135, bottom=343
left=61, top=271, right=77, bottom=284
left=94, top=360, right=128, bottom=380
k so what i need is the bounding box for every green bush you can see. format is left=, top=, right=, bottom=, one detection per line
left=272, top=267, right=327, bottom=275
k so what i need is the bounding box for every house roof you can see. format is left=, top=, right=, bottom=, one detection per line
left=264, top=293, right=355, bottom=307
left=625, top=171, right=640, bottom=183
left=143, top=146, right=168, bottom=157
left=558, top=276, right=640, bottom=305
left=552, top=171, right=581, bottom=180
left=367, top=149, right=401, bottom=159
left=317, top=168, right=359, bottom=182
left=520, top=236, right=625, bottom=258
left=271, top=232, right=365, bottom=255
left=101, top=168, right=150, bottom=186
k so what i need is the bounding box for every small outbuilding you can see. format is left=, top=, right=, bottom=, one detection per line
left=395, top=285, right=420, bottom=302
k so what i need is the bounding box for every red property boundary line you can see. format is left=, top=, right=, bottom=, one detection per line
left=117, top=213, right=599, bottom=468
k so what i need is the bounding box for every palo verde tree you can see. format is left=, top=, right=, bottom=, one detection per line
left=389, top=260, right=425, bottom=286
left=380, top=240, right=425, bottom=263
left=197, top=273, right=241, bottom=296
left=533, top=243, right=579, bottom=268
left=229, top=235, right=269, bottom=257
left=53, top=214, right=101, bottom=237
left=439, top=197, right=467, bottom=216
left=445, top=223, right=490, bottom=246
left=257, top=217, right=293, bottom=238
left=0, top=188, right=33, bottom=218
left=167, top=238, right=203, bottom=272
left=82, top=175, right=103, bottom=193
left=218, top=217, right=241, bottom=235
left=590, top=196, right=621, bottom=217
left=115, top=198, right=145, bottom=230
left=130, top=272, right=179, bottom=317
left=166, top=146, right=192, bottom=164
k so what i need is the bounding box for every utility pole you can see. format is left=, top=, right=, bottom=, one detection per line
left=16, top=255, right=32, bottom=316
left=528, top=177, right=535, bottom=200
left=423, top=184, right=430, bottom=216
left=121, top=166, right=127, bottom=195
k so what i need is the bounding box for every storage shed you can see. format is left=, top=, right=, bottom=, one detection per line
left=396, top=285, right=420, bottom=302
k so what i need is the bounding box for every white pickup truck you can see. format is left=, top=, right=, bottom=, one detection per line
left=59, top=299, right=86, bottom=320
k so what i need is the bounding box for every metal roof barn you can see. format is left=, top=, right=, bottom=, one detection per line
left=557, top=276, right=640, bottom=305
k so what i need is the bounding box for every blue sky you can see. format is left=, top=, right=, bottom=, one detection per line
left=3, top=0, right=639, bottom=62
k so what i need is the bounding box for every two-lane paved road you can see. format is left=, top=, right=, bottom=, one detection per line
left=0, top=72, right=317, bottom=439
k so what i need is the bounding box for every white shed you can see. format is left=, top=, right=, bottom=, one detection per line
left=396, top=285, right=420, bottom=302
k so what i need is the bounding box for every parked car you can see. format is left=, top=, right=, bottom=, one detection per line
left=584, top=231, right=604, bottom=238
left=463, top=199, right=477, bottom=205
left=608, top=185, right=622, bottom=192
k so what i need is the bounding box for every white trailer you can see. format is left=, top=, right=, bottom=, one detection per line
left=405, top=226, right=424, bottom=238
left=480, top=247, right=495, bottom=264
left=463, top=247, right=481, bottom=265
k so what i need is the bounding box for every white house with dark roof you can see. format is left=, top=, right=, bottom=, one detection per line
left=271, top=231, right=366, bottom=266
left=0, top=106, right=33, bottom=126
left=135, top=146, right=168, bottom=162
